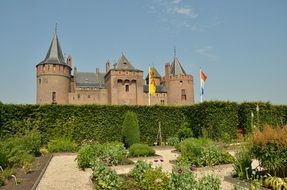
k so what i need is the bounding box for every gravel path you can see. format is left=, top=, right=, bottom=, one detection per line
left=36, top=154, right=92, bottom=190
left=36, top=147, right=237, bottom=190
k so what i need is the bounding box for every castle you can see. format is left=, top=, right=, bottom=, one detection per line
left=36, top=33, right=195, bottom=106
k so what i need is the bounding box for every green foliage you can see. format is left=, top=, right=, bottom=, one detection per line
left=0, top=168, right=15, bottom=187
left=129, top=160, right=152, bottom=183
left=166, top=136, right=180, bottom=146
left=233, top=145, right=252, bottom=179
left=121, top=111, right=140, bottom=148
left=177, top=122, right=193, bottom=141
left=100, top=142, right=128, bottom=166
left=128, top=143, right=155, bottom=157
left=251, top=125, right=287, bottom=177
left=179, top=138, right=234, bottom=167
left=197, top=174, right=221, bottom=190
left=91, top=159, right=122, bottom=190
left=77, top=142, right=128, bottom=168
left=170, top=165, right=197, bottom=190
left=77, top=144, right=101, bottom=169
left=0, top=102, right=286, bottom=146
left=47, top=138, right=77, bottom=153
left=263, top=175, right=287, bottom=190
left=142, top=167, right=170, bottom=190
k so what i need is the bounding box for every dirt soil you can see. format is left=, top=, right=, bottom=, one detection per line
left=0, top=154, right=52, bottom=190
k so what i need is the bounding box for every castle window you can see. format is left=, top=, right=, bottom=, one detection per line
left=39, top=78, right=41, bottom=84
left=88, top=95, right=91, bottom=98
left=180, top=80, right=183, bottom=86
left=160, top=100, right=165, bottom=105
left=181, top=89, right=186, bottom=101
left=125, top=85, right=129, bottom=92
left=52, top=92, right=56, bottom=103
left=78, top=94, right=80, bottom=99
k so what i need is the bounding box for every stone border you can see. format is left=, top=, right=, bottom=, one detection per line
left=31, top=154, right=53, bottom=190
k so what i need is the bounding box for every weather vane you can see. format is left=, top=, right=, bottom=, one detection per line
left=174, top=46, right=176, bottom=58
left=55, top=23, right=58, bottom=34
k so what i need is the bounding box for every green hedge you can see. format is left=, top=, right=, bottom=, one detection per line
left=0, top=102, right=286, bottom=144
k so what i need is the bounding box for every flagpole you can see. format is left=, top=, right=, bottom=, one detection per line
left=148, top=66, right=151, bottom=106
left=200, top=68, right=203, bottom=103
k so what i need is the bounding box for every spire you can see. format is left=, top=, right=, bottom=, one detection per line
left=39, top=33, right=66, bottom=65
left=170, top=57, right=186, bottom=76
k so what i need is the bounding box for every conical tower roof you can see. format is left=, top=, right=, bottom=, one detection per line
left=38, top=33, right=66, bottom=65
left=170, top=57, right=186, bottom=76
left=114, top=53, right=136, bottom=70
left=145, top=66, right=161, bottom=80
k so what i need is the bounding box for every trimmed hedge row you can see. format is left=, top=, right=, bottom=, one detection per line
left=0, top=102, right=286, bottom=144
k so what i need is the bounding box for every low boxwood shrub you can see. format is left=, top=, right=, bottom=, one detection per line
left=128, top=144, right=155, bottom=157
left=179, top=138, right=234, bottom=167
left=47, top=138, right=77, bottom=152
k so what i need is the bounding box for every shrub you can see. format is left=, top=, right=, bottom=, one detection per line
left=121, top=111, right=140, bottom=148
left=170, top=165, right=197, bottom=190
left=177, top=122, right=193, bottom=141
left=128, top=144, right=155, bottom=157
left=179, top=138, right=234, bottom=167
left=77, top=144, right=102, bottom=169
left=47, top=138, right=77, bottom=152
left=129, top=160, right=152, bottom=183
left=91, top=159, right=122, bottom=190
left=251, top=125, right=287, bottom=177
left=233, top=145, right=252, bottom=179
left=197, top=174, right=221, bottom=190
left=166, top=136, right=180, bottom=147
left=100, top=142, right=128, bottom=166
left=142, top=167, right=170, bottom=190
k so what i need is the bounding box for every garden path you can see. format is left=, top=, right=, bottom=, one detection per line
left=36, top=154, right=92, bottom=190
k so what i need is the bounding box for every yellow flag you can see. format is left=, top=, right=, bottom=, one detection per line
left=149, top=66, right=156, bottom=95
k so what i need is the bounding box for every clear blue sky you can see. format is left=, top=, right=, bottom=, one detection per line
left=0, top=0, right=286, bottom=104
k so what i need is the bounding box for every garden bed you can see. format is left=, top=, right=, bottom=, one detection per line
left=0, top=154, right=52, bottom=190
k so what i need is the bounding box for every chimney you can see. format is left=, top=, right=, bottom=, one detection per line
left=67, top=55, right=72, bottom=66
left=106, top=61, right=110, bottom=73
left=165, top=63, right=171, bottom=80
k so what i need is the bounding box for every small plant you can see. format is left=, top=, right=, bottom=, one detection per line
left=170, top=165, right=197, bottom=190
left=179, top=138, right=234, bottom=167
left=91, top=159, right=122, bottom=190
left=121, top=111, right=140, bottom=148
left=263, top=174, right=287, bottom=190
left=197, top=174, right=221, bottom=190
left=48, top=138, right=77, bottom=152
left=128, top=143, right=155, bottom=157
left=233, top=145, right=252, bottom=179
left=100, top=142, right=128, bottom=166
left=77, top=144, right=102, bottom=169
left=142, top=167, right=170, bottom=190
left=129, top=160, right=152, bottom=183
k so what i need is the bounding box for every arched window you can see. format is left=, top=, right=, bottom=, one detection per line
left=125, top=84, right=129, bottom=92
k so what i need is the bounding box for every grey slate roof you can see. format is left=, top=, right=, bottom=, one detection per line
left=144, top=85, right=167, bottom=93
left=170, top=57, right=186, bottom=76
left=39, top=33, right=66, bottom=65
left=145, top=67, right=161, bottom=80
left=75, top=71, right=105, bottom=88
left=113, top=54, right=141, bottom=71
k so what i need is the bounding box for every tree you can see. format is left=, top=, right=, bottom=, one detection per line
left=121, top=111, right=140, bottom=148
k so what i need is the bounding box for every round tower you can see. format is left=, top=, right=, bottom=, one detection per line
left=36, top=33, right=71, bottom=104
left=166, top=57, right=194, bottom=105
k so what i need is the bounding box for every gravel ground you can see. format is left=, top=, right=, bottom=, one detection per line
left=36, top=147, right=239, bottom=190
left=36, top=154, right=92, bottom=190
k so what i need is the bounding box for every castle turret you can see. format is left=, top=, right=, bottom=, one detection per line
left=36, top=33, right=71, bottom=104
left=165, top=56, right=194, bottom=105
